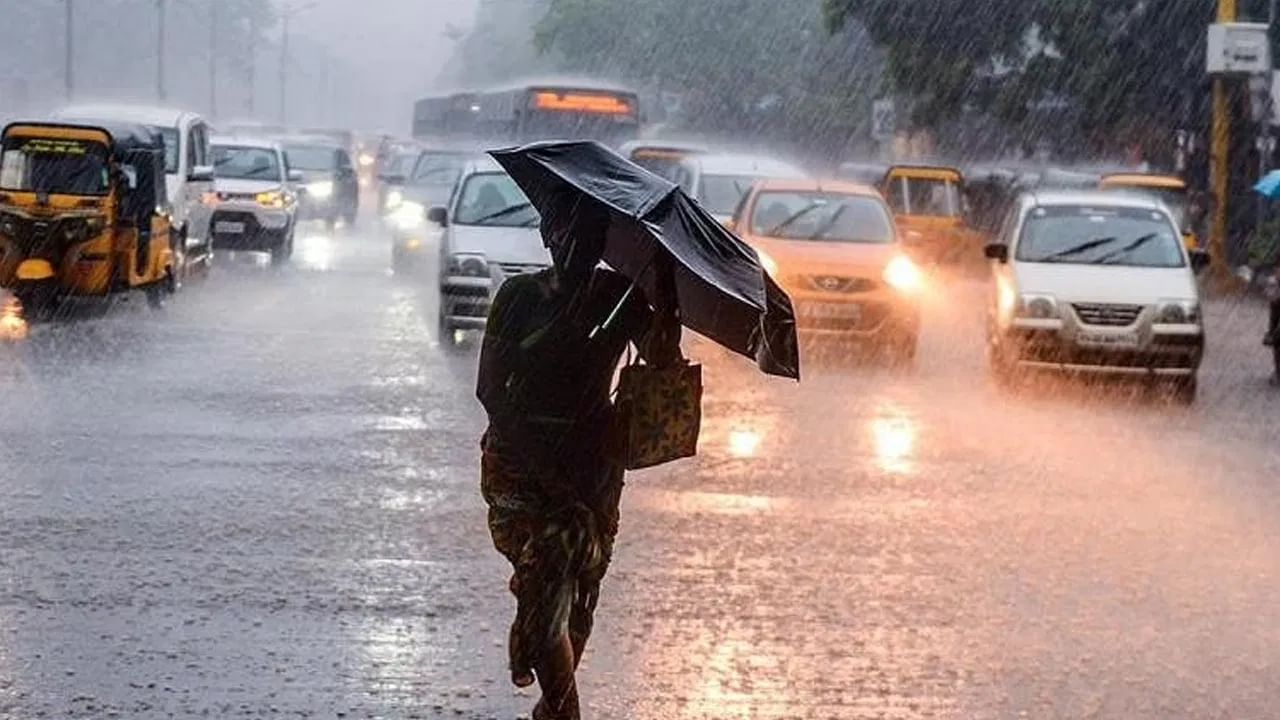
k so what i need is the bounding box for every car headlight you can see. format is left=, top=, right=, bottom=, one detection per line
left=1157, top=299, right=1201, bottom=325
left=1016, top=293, right=1059, bottom=319
left=447, top=253, right=490, bottom=278
left=756, top=248, right=779, bottom=279
left=384, top=189, right=404, bottom=211
left=358, top=152, right=375, bottom=167
left=305, top=180, right=334, bottom=200
left=390, top=200, right=426, bottom=231
left=201, top=191, right=221, bottom=207
left=256, top=190, right=287, bottom=209
left=882, top=255, right=923, bottom=293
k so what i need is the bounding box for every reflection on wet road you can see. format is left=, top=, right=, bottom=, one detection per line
left=1, top=222, right=1278, bottom=718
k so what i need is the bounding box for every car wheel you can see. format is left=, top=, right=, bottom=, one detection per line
left=438, top=310, right=457, bottom=346
left=146, top=283, right=167, bottom=310
left=1173, top=376, right=1198, bottom=405
left=392, top=246, right=408, bottom=273
left=271, top=233, right=293, bottom=266
left=889, top=331, right=918, bottom=365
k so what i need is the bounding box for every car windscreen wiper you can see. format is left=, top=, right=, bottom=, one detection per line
left=471, top=202, right=534, bottom=225
left=1036, top=236, right=1116, bottom=262
left=766, top=202, right=823, bottom=236
left=807, top=203, right=849, bottom=241
left=1096, top=233, right=1161, bottom=264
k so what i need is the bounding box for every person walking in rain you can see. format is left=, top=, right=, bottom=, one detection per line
left=476, top=196, right=680, bottom=720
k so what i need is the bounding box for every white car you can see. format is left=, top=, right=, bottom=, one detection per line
left=208, top=137, right=301, bottom=265
left=670, top=152, right=807, bottom=224
left=984, top=190, right=1209, bottom=401
left=55, top=104, right=215, bottom=268
left=412, top=157, right=549, bottom=341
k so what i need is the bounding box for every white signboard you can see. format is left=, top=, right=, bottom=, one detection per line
left=872, top=99, right=896, bottom=142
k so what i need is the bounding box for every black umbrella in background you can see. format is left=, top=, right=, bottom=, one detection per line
left=490, top=140, right=799, bottom=380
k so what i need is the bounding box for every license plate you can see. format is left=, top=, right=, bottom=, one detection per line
left=801, top=302, right=861, bottom=320
left=215, top=221, right=245, bottom=234
left=1078, top=331, right=1139, bottom=349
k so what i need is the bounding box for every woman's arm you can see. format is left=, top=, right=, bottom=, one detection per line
left=635, top=253, right=683, bottom=366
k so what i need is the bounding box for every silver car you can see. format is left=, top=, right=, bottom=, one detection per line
left=984, top=190, right=1210, bottom=401
left=208, top=137, right=301, bottom=265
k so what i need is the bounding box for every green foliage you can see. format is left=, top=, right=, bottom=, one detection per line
left=825, top=0, right=1218, bottom=142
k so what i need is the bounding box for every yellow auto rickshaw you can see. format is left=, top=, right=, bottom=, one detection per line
left=880, top=164, right=985, bottom=268
left=0, top=121, right=178, bottom=315
left=1099, top=173, right=1199, bottom=249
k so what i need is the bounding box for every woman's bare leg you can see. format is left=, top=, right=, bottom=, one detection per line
left=534, top=632, right=579, bottom=720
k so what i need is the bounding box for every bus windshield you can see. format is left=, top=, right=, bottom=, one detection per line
left=0, top=136, right=110, bottom=196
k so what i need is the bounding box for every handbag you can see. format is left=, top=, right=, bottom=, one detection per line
left=613, top=358, right=702, bottom=470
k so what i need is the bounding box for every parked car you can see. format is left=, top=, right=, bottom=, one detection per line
left=208, top=137, right=301, bottom=265
left=670, top=153, right=807, bottom=225
left=984, top=190, right=1210, bottom=402
left=55, top=104, right=215, bottom=270
left=427, top=157, right=548, bottom=342
left=732, top=179, right=923, bottom=359
left=282, top=139, right=359, bottom=229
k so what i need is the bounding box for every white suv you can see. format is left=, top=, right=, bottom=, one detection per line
left=415, top=157, right=549, bottom=342
left=208, top=137, right=302, bottom=265
left=984, top=190, right=1209, bottom=402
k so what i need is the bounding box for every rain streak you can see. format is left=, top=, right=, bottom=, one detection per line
left=0, top=1, right=1279, bottom=719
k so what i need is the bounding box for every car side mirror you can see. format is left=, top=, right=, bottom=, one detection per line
left=287, top=169, right=304, bottom=183
left=984, top=243, right=1009, bottom=263
left=189, top=165, right=215, bottom=183
left=380, top=173, right=406, bottom=186
left=427, top=206, right=448, bottom=226
left=1189, top=248, right=1211, bottom=274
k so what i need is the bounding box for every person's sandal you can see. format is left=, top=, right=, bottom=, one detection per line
left=512, top=666, right=535, bottom=688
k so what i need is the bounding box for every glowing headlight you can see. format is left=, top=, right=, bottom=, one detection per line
left=390, top=200, right=426, bottom=231
left=305, top=180, right=334, bottom=200
left=256, top=190, right=287, bottom=209
left=358, top=152, right=375, bottom=167
left=882, top=255, right=923, bottom=293
left=384, top=189, right=404, bottom=211
left=447, top=253, right=490, bottom=278
left=756, top=248, right=779, bottom=279
left=1016, top=293, right=1059, bottom=319
left=1157, top=299, right=1200, bottom=325
left=201, top=191, right=220, bottom=207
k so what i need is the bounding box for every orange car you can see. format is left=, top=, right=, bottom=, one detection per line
left=732, top=179, right=924, bottom=358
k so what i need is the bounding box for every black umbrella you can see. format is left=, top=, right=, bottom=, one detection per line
left=490, top=140, right=799, bottom=380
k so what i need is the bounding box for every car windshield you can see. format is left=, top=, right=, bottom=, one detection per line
left=884, top=176, right=961, bottom=217
left=750, top=191, right=894, bottom=243
left=284, top=145, right=335, bottom=171
left=411, top=152, right=464, bottom=186
left=452, top=171, right=538, bottom=227
left=212, top=145, right=281, bottom=181
left=700, top=174, right=757, bottom=215
left=1016, top=205, right=1185, bottom=267
left=0, top=136, right=110, bottom=195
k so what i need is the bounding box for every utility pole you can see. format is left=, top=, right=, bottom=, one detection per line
left=209, top=2, right=218, bottom=117
left=156, top=0, right=166, bottom=102
left=64, top=0, right=74, bottom=101
left=1210, top=0, right=1237, bottom=281
left=279, top=11, right=290, bottom=123
left=247, top=13, right=257, bottom=116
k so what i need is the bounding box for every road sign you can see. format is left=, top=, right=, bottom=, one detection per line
left=872, top=99, right=896, bottom=142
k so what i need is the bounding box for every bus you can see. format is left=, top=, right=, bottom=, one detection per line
left=412, top=79, right=643, bottom=148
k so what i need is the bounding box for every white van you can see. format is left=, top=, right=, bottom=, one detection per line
left=55, top=105, right=215, bottom=269
left=670, top=153, right=807, bottom=225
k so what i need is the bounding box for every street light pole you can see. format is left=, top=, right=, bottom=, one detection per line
left=156, top=0, right=166, bottom=102
left=247, top=13, right=257, bottom=116
left=64, top=0, right=74, bottom=101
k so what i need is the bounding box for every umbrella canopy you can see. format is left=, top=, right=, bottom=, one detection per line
left=1255, top=170, right=1280, bottom=199
left=490, top=140, right=799, bottom=380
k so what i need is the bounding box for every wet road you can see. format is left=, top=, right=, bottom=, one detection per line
left=1, top=222, right=1278, bottom=719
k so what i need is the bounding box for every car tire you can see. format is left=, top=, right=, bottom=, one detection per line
left=1173, top=376, right=1198, bottom=405
left=392, top=246, right=408, bottom=273
left=438, top=310, right=457, bottom=346
left=146, top=283, right=167, bottom=310
left=889, top=332, right=918, bottom=365
left=271, top=231, right=294, bottom=266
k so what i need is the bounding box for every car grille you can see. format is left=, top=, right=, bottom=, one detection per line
left=802, top=275, right=877, bottom=294
left=215, top=191, right=258, bottom=202
left=498, top=262, right=547, bottom=277
left=1072, top=303, right=1142, bottom=327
